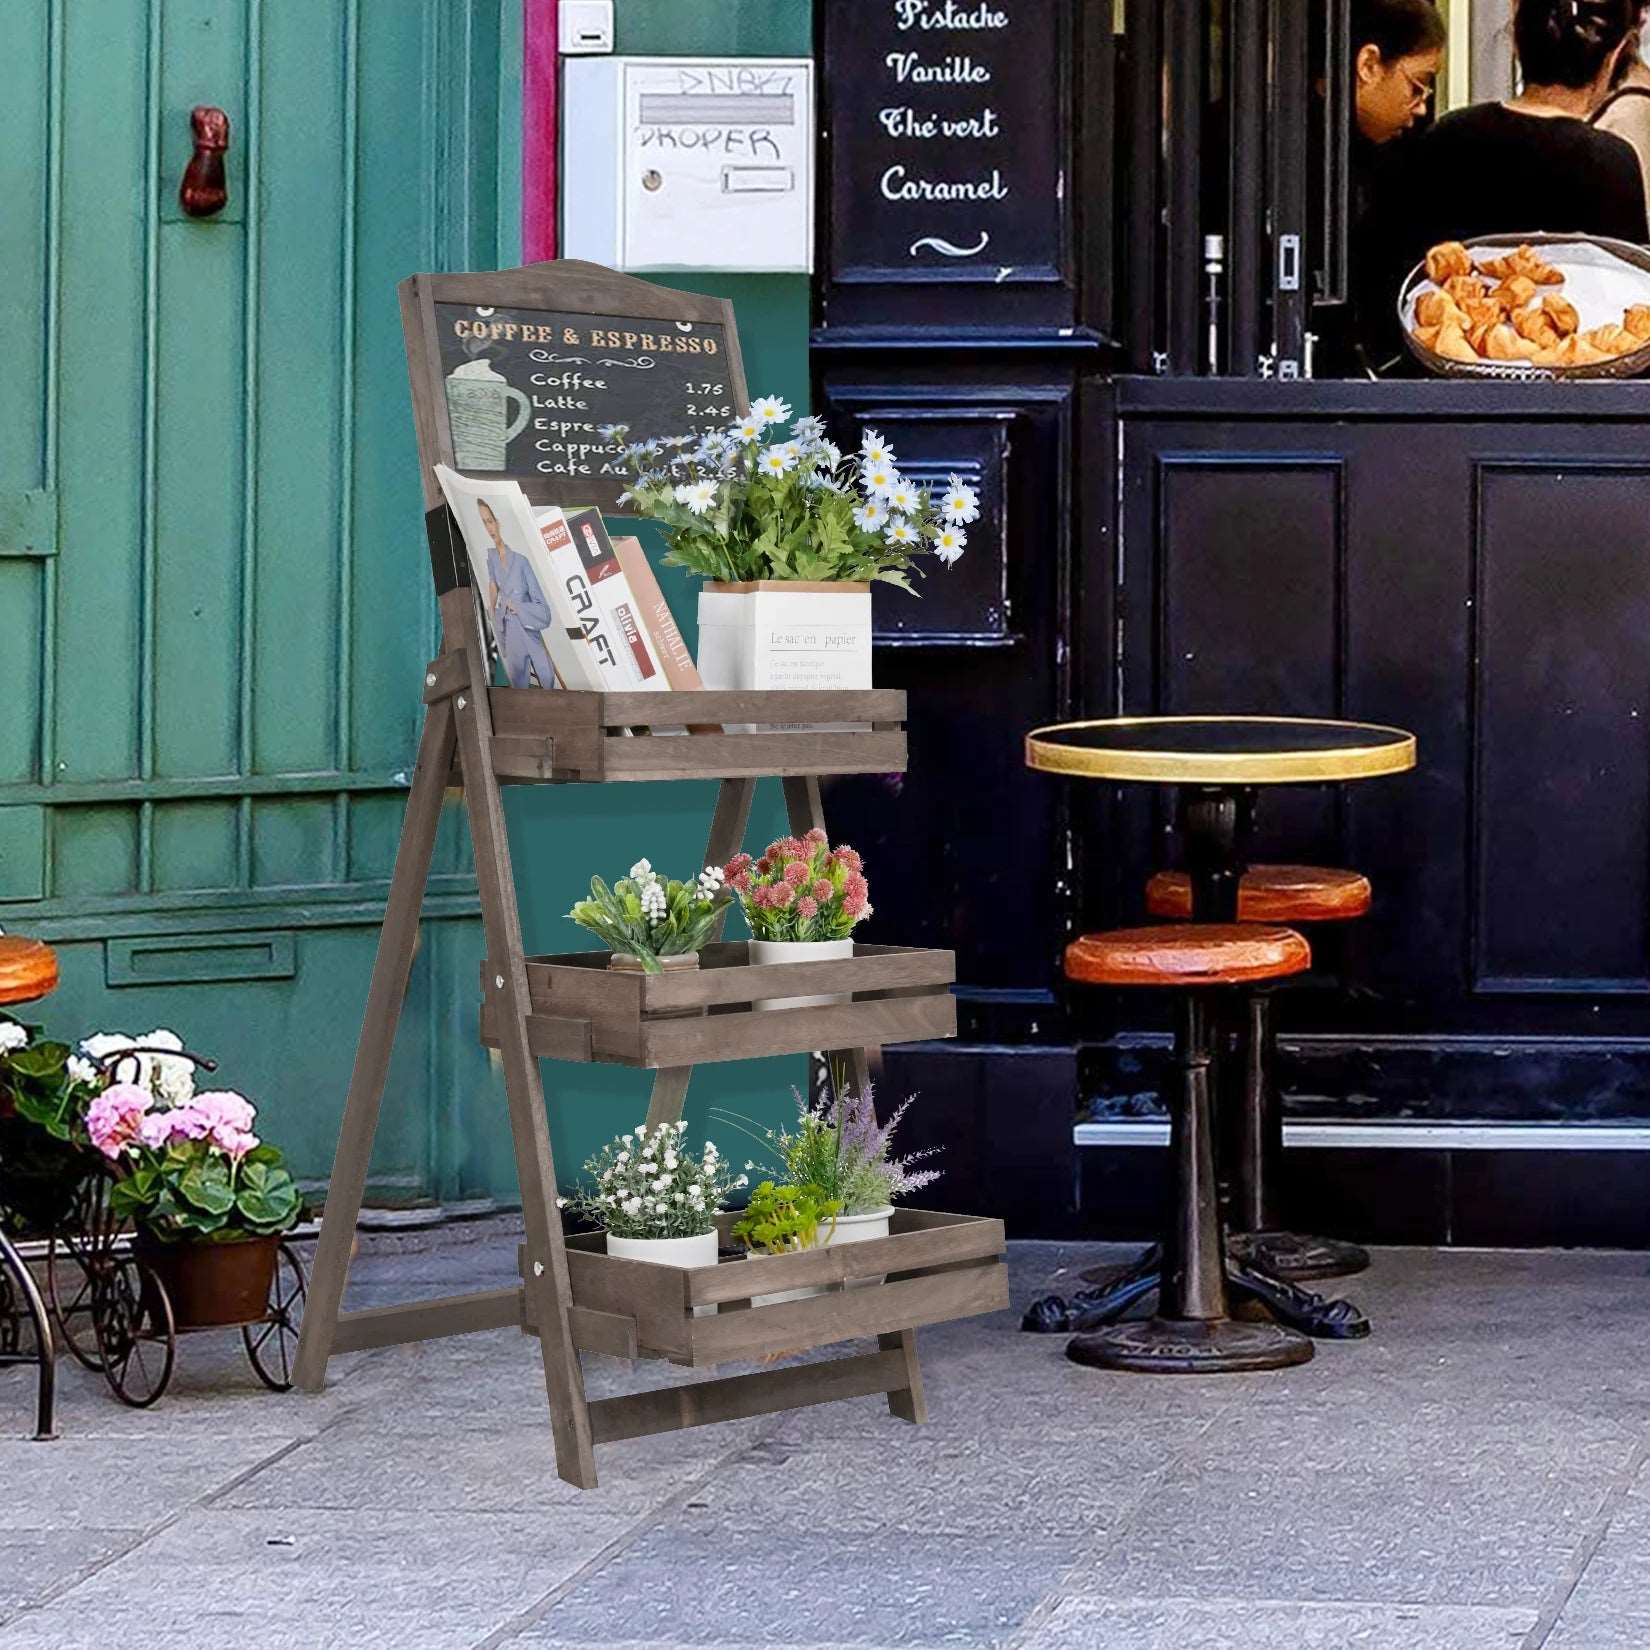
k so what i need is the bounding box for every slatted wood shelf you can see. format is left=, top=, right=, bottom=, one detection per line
left=484, top=687, right=908, bottom=782
left=478, top=942, right=957, bottom=1067
left=548, top=1209, right=1008, bottom=1370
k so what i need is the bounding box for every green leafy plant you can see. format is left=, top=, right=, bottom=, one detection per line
left=557, top=1119, right=747, bottom=1240
left=0, top=1017, right=87, bottom=1142
left=729, top=1180, right=842, bottom=1256
left=568, top=859, right=729, bottom=974
left=607, top=405, right=974, bottom=591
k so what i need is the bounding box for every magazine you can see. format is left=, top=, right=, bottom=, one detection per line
left=567, top=508, right=668, bottom=691
left=432, top=466, right=601, bottom=690
left=533, top=506, right=647, bottom=691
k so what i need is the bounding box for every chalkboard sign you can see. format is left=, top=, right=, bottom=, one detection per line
left=819, top=0, right=1078, bottom=328
left=401, top=260, right=748, bottom=518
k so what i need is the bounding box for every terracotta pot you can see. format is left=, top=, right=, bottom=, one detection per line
left=137, top=1233, right=279, bottom=1328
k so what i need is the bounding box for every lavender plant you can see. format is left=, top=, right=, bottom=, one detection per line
left=714, top=1082, right=941, bottom=1217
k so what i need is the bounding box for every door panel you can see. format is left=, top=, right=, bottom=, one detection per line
left=0, top=0, right=508, bottom=1212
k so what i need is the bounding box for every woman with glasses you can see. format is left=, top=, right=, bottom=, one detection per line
left=1360, top=0, right=1648, bottom=369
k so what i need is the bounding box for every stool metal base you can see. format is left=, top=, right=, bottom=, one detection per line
left=1067, top=1315, right=1313, bottom=1374
left=1229, top=1229, right=1370, bottom=1282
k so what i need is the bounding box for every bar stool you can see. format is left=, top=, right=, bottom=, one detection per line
left=0, top=935, right=60, bottom=1440
left=1056, top=923, right=1317, bottom=1373
left=1144, top=864, right=1373, bottom=1281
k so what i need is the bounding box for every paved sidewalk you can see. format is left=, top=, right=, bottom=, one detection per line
left=3, top=1230, right=1649, bottom=1649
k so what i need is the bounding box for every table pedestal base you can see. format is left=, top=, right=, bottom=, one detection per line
left=1068, top=1314, right=1312, bottom=1374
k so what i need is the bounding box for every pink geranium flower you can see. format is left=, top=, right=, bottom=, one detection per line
left=86, top=1083, right=152, bottom=1160
left=188, top=1090, right=261, bottom=1159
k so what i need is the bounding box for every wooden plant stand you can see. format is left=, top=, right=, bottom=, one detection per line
left=292, top=594, right=1009, bottom=1486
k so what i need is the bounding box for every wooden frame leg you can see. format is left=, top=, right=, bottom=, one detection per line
left=644, top=776, right=756, bottom=1131
left=294, top=695, right=458, bottom=1393
left=444, top=589, right=598, bottom=1489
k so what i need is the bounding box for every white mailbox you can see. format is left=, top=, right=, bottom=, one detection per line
left=562, top=56, right=815, bottom=274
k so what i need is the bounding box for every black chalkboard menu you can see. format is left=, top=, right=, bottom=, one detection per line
left=820, top=0, right=1079, bottom=329
left=401, top=260, right=749, bottom=517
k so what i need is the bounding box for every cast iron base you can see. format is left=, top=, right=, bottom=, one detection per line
left=1024, top=1248, right=1370, bottom=1341
left=1067, top=1314, right=1313, bottom=1374
left=1228, top=1229, right=1370, bottom=1282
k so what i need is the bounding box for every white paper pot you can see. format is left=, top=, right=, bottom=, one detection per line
left=696, top=582, right=873, bottom=693
left=605, top=1227, right=719, bottom=1316
left=748, top=936, right=855, bottom=1010
left=822, top=1204, right=894, bottom=1290
left=750, top=1237, right=831, bottom=1308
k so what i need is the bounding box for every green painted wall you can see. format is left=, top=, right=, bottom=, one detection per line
left=511, top=0, right=817, bottom=1194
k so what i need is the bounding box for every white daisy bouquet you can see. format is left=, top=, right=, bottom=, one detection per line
left=559, top=1120, right=748, bottom=1240
left=603, top=399, right=975, bottom=592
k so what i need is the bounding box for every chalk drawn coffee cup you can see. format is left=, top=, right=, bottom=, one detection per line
left=445, top=361, right=530, bottom=470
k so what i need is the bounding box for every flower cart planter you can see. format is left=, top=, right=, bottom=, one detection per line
left=41, top=1167, right=306, bottom=1406
left=291, top=262, right=1002, bottom=1492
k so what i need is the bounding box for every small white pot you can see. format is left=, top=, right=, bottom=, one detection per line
left=696, top=582, right=873, bottom=694
left=822, top=1204, right=893, bottom=1290
left=750, top=1236, right=831, bottom=1308
left=606, top=1228, right=719, bottom=1316
left=749, top=937, right=855, bottom=1010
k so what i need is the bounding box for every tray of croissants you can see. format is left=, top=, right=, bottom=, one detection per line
left=1400, top=232, right=1650, bottom=378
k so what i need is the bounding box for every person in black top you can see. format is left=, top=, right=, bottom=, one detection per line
left=1359, top=0, right=1650, bottom=370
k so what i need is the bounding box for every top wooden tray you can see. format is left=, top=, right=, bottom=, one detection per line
left=467, top=686, right=909, bottom=784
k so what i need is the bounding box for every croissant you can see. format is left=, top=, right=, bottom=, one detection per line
left=1461, top=298, right=1502, bottom=336
left=1414, top=290, right=1465, bottom=330
left=1540, top=294, right=1580, bottom=336
left=1585, top=324, right=1639, bottom=357
left=1444, top=274, right=1489, bottom=306
left=1412, top=323, right=1442, bottom=350
left=1426, top=241, right=1473, bottom=283
left=1432, top=322, right=1479, bottom=363
left=1483, top=323, right=1540, bottom=362
left=1554, top=333, right=1608, bottom=366
left=1525, top=255, right=1566, bottom=286
left=1493, top=275, right=1539, bottom=313
left=1476, top=253, right=1515, bottom=280
left=1511, top=305, right=1561, bottom=349
left=1530, top=343, right=1566, bottom=367
left=1624, top=304, right=1650, bottom=340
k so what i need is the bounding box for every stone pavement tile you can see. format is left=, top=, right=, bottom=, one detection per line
left=1020, top=1595, right=1538, bottom=1649
left=657, top=1428, right=1177, bottom=1539
left=0, top=1506, right=629, bottom=1650
left=0, top=1435, right=287, bottom=1530
left=0, top=1529, right=138, bottom=1621
left=521, top=1524, right=1083, bottom=1649
left=1071, top=1409, right=1629, bottom=1610
left=216, top=1411, right=772, bottom=1520
left=1539, top=1462, right=1650, bottom=1648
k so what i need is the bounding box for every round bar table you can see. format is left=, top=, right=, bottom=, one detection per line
left=1024, top=716, right=1415, bottom=1364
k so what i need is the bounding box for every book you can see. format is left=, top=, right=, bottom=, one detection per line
left=432, top=466, right=601, bottom=690
left=533, top=506, right=646, bottom=690
left=565, top=509, right=669, bottom=691
left=611, top=535, right=703, bottom=692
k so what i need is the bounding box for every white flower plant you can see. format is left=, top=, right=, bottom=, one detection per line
left=567, top=859, right=728, bottom=974
left=602, top=403, right=977, bottom=593
left=559, top=1121, right=748, bottom=1241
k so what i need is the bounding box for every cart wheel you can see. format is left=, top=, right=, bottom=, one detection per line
left=94, top=1258, right=175, bottom=1408
left=244, top=1241, right=306, bottom=1392
left=45, top=1230, right=110, bottom=1373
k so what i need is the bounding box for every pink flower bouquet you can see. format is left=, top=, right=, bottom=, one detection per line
left=724, top=829, right=872, bottom=943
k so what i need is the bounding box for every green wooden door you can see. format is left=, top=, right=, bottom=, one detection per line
left=0, top=0, right=516, bottom=1215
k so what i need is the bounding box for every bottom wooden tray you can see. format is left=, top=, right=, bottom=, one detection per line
left=545, top=1209, right=1007, bottom=1369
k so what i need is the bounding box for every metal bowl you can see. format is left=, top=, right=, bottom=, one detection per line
left=1398, top=231, right=1650, bottom=380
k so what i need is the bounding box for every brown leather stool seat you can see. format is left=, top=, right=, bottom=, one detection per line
left=1065, top=924, right=1311, bottom=988
left=1144, top=865, right=1372, bottom=925
left=0, top=936, right=58, bottom=1006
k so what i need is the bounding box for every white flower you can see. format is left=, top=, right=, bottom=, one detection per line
left=885, top=517, right=918, bottom=547
left=940, top=476, right=981, bottom=525
left=673, top=1191, right=684, bottom=1202
left=736, top=1174, right=750, bottom=1187
left=751, top=395, right=792, bottom=426
left=696, top=865, right=725, bottom=900
left=860, top=428, right=896, bottom=468
left=629, top=859, right=655, bottom=883
left=934, top=526, right=968, bottom=565
left=731, top=415, right=764, bottom=443
left=817, top=440, right=842, bottom=468
left=634, top=1123, right=648, bottom=1136
left=852, top=499, right=886, bottom=531
left=556, top=1195, right=569, bottom=1208
left=885, top=479, right=920, bottom=515
left=665, top=1153, right=678, bottom=1170
left=623, top=1196, right=643, bottom=1217
left=596, top=422, right=629, bottom=442
left=674, top=479, right=719, bottom=517
left=676, top=1119, right=689, bottom=1132
left=67, top=1054, right=100, bottom=1086
left=861, top=462, right=899, bottom=498
left=794, top=415, right=826, bottom=440
left=0, top=1022, right=27, bottom=1055
left=759, top=446, right=797, bottom=476
left=641, top=880, right=668, bottom=921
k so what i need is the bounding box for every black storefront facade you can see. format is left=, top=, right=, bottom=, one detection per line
left=812, top=1, right=1650, bottom=1249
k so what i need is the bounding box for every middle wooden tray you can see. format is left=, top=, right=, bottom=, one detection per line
left=479, top=941, right=957, bottom=1067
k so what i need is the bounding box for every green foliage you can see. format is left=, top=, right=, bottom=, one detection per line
left=560, top=1120, right=747, bottom=1240
left=0, top=1020, right=86, bottom=1143
left=730, top=1180, right=842, bottom=1256
left=567, top=860, right=728, bottom=973
left=109, top=1141, right=301, bottom=1243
